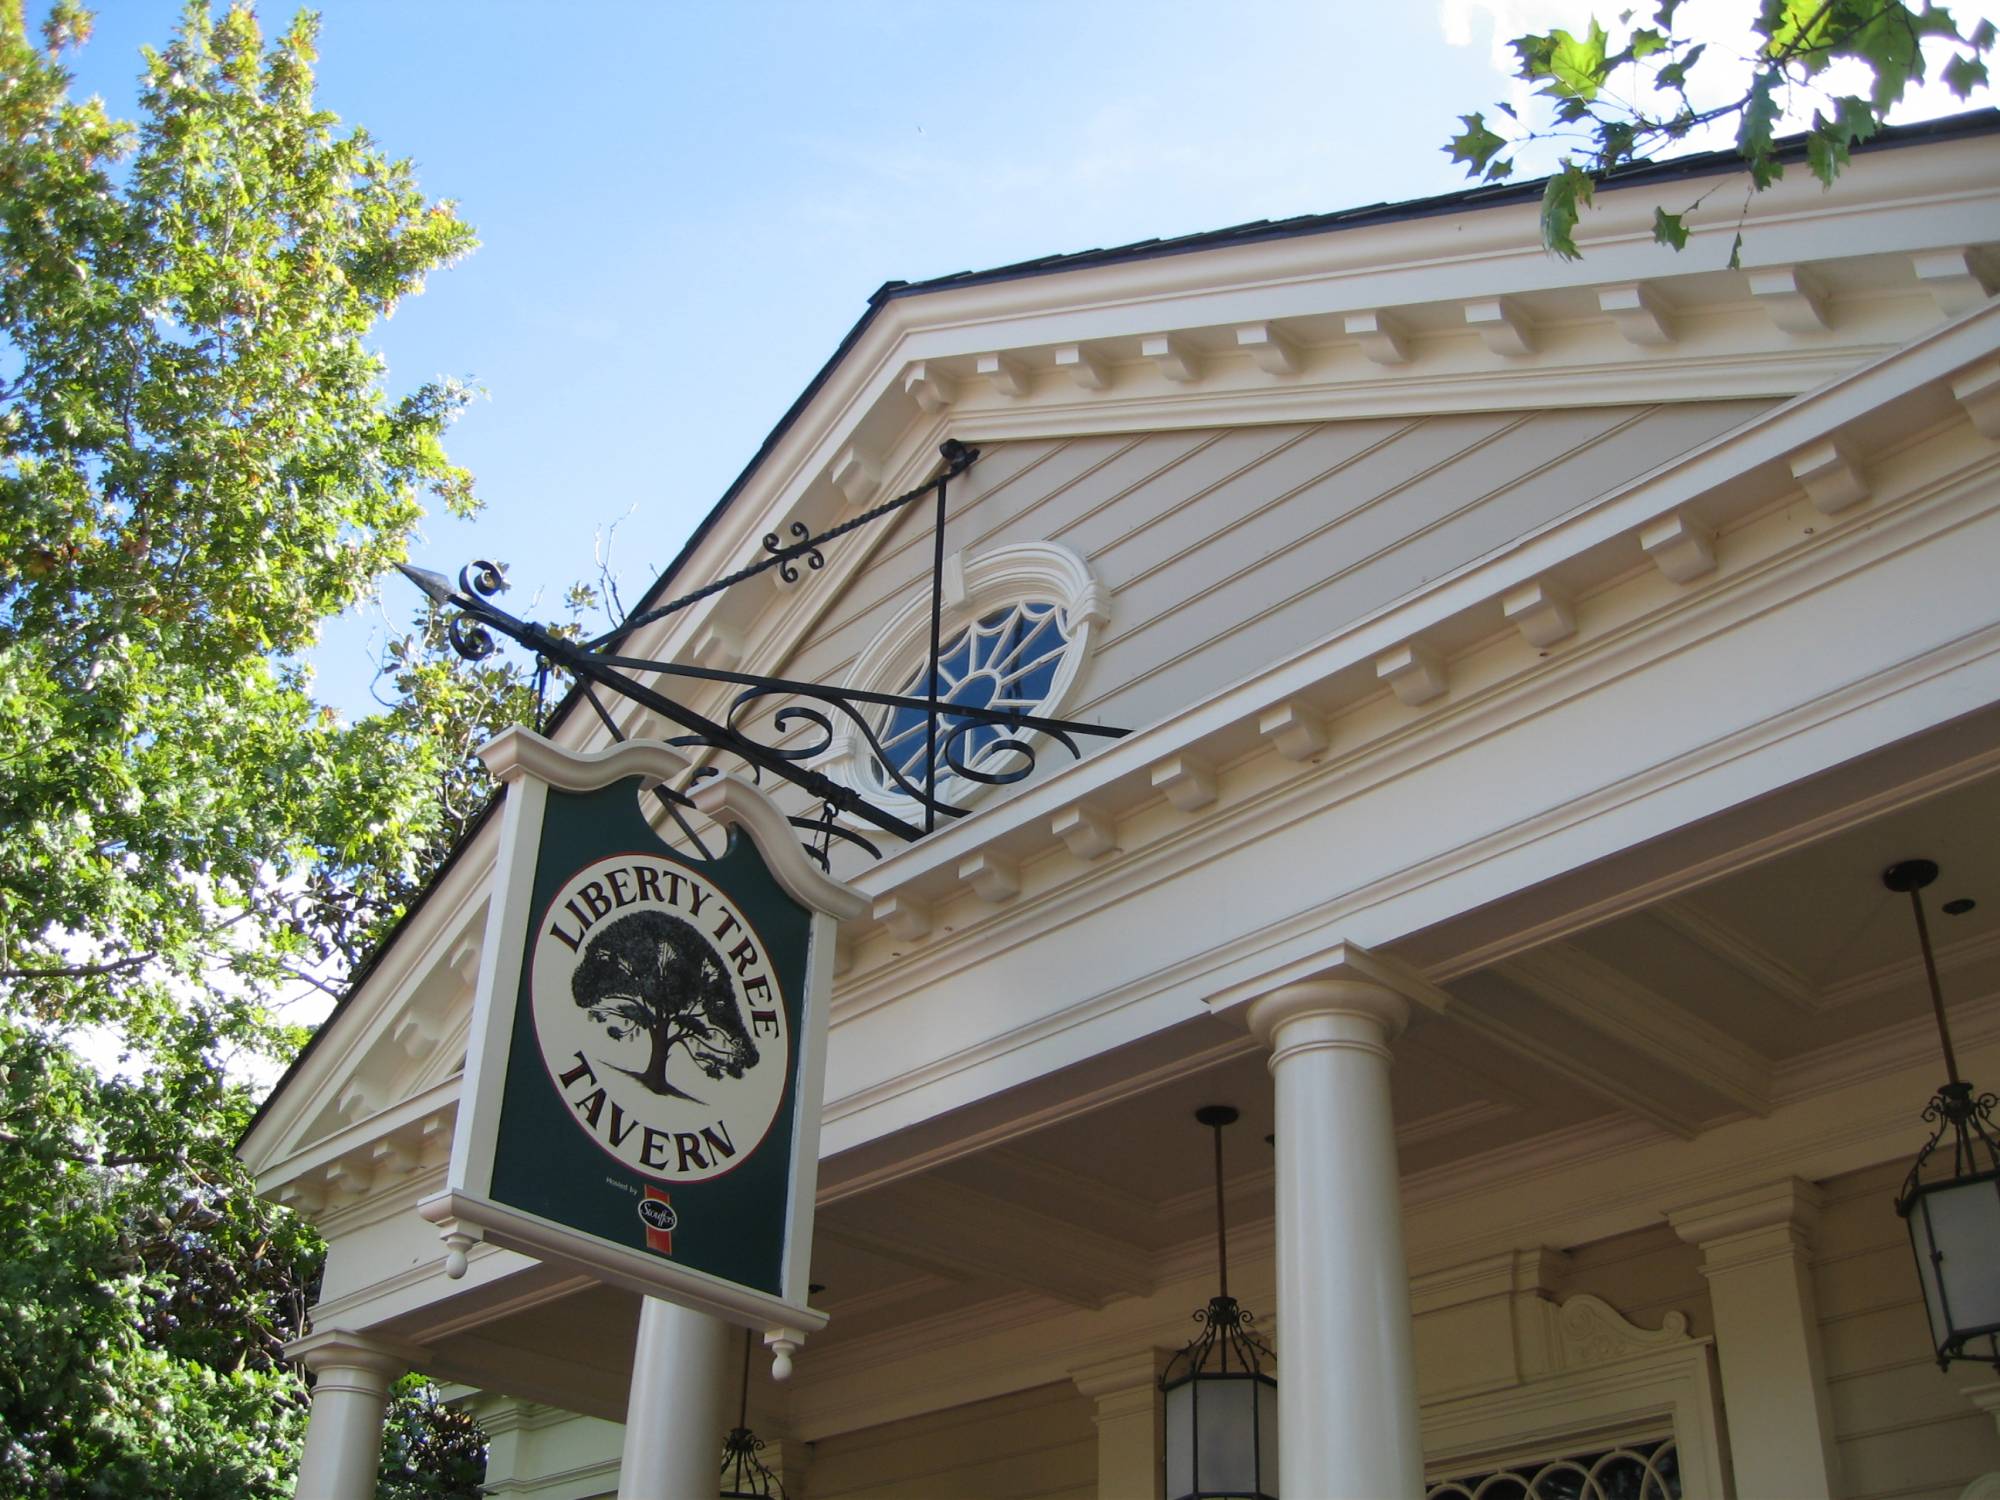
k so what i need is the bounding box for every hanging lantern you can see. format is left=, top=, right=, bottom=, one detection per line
left=1886, top=859, right=2000, bottom=1370
left=1161, top=1104, right=1277, bottom=1500
left=720, top=1325, right=788, bottom=1499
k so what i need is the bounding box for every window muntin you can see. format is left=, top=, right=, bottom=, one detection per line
left=873, top=602, right=1071, bottom=790
left=1428, top=1437, right=1679, bottom=1500
left=820, top=540, right=1106, bottom=819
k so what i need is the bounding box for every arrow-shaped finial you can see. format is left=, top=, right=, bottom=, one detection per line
left=396, top=562, right=458, bottom=605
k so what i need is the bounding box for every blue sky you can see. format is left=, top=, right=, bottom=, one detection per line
left=55, top=1, right=1996, bottom=717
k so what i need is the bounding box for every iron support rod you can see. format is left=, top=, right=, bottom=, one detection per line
left=1212, top=1116, right=1229, bottom=1302
left=591, top=646, right=1124, bottom=739
left=1909, top=885, right=1962, bottom=1085
left=591, top=441, right=980, bottom=650
left=924, top=475, right=948, bottom=835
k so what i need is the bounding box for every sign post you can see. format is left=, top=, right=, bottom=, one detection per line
left=420, top=727, right=865, bottom=1371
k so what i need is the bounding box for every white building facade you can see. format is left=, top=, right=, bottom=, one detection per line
left=244, top=116, right=2000, bottom=1500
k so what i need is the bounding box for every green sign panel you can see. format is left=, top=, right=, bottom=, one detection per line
left=424, top=729, right=860, bottom=1347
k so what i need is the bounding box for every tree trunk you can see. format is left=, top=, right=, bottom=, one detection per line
left=638, top=1025, right=673, bottom=1095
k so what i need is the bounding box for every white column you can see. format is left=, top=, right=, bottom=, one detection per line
left=1071, top=1348, right=1172, bottom=1500
left=617, top=1296, right=732, bottom=1500
left=1247, top=975, right=1424, bottom=1500
left=1670, top=1178, right=1843, bottom=1500
left=290, top=1330, right=408, bottom=1500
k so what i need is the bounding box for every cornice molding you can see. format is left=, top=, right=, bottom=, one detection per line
left=821, top=455, right=2000, bottom=1142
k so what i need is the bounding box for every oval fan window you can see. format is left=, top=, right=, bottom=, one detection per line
left=873, top=601, right=1071, bottom=791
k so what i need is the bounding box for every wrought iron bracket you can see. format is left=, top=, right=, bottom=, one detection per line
left=400, top=442, right=1128, bottom=863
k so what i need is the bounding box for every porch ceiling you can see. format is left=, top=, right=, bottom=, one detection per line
left=796, top=720, right=2000, bottom=1355
left=382, top=711, right=2000, bottom=1423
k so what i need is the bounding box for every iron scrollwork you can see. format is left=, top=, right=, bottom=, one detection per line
left=1899, top=1080, right=2000, bottom=1208
left=441, top=559, right=508, bottom=661
left=762, top=522, right=825, bottom=584
left=402, top=442, right=1128, bottom=863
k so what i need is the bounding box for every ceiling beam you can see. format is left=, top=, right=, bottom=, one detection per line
left=1647, top=898, right=1820, bottom=1014
left=817, top=1177, right=1154, bottom=1309
left=1495, top=943, right=1772, bottom=1117
left=1442, top=1001, right=1703, bottom=1140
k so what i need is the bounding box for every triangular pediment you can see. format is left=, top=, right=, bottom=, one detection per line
left=242, top=126, right=2000, bottom=1230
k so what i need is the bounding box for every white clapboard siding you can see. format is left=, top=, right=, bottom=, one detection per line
left=1816, top=1162, right=2000, bottom=1500
left=805, top=1380, right=1095, bottom=1500
left=783, top=401, right=1769, bottom=767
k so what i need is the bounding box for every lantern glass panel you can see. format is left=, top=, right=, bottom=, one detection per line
left=1912, top=1173, right=2000, bottom=1351
left=1166, top=1380, right=1194, bottom=1500
left=1911, top=1201, right=1949, bottom=1351
left=1195, top=1376, right=1259, bottom=1496
left=1255, top=1376, right=1278, bottom=1490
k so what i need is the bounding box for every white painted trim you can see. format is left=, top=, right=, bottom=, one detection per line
left=479, top=725, right=691, bottom=791
left=689, top=775, right=867, bottom=921
left=1422, top=1340, right=1729, bottom=1500
left=841, top=304, right=2000, bottom=912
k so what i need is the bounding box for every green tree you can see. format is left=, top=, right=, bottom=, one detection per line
left=1446, top=0, right=1997, bottom=259
left=0, top=4, right=505, bottom=1494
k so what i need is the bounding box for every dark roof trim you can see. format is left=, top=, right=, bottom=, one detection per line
left=869, top=109, right=2000, bottom=300
left=241, top=107, right=2000, bottom=1150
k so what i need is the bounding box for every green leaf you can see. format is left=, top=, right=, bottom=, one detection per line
left=1511, top=30, right=1559, bottom=81
left=1972, top=19, right=1996, bottom=51
left=1738, top=67, right=1786, bottom=186
left=1652, top=207, right=1690, bottom=250
left=1943, top=53, right=1989, bottom=97
left=1540, top=163, right=1595, bottom=260
left=1728, top=231, right=1745, bottom=271
left=1765, top=0, right=1836, bottom=60
left=1804, top=97, right=1877, bottom=186
left=1446, top=112, right=1509, bottom=180
left=1845, top=2, right=1924, bottom=109
left=1658, top=41, right=1704, bottom=90
left=1547, top=20, right=1611, bottom=99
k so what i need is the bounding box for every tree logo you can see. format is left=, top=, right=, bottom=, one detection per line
left=529, top=854, right=789, bottom=1184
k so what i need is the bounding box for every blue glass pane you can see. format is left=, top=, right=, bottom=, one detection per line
left=876, top=602, right=1073, bottom=789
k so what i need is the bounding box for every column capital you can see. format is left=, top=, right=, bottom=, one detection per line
left=286, top=1328, right=421, bottom=1382
left=1213, top=940, right=1447, bottom=1028
left=1248, top=978, right=1409, bottom=1054
left=1240, top=944, right=1448, bottom=1048
left=1668, top=1177, right=1822, bottom=1272
left=1240, top=940, right=1448, bottom=1048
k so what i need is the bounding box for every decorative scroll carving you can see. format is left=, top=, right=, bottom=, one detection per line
left=1554, top=1293, right=1691, bottom=1369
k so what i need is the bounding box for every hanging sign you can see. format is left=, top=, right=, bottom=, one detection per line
left=420, top=727, right=863, bottom=1358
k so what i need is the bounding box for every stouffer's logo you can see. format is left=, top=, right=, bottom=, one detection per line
left=638, top=1187, right=677, bottom=1254
left=530, top=855, right=789, bottom=1186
